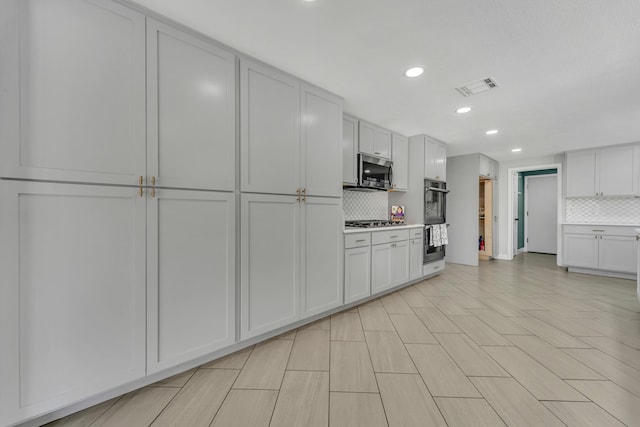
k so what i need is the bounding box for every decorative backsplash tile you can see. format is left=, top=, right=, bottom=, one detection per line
left=343, top=190, right=389, bottom=221
left=565, top=197, right=640, bottom=224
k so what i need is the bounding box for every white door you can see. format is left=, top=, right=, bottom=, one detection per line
left=599, top=235, right=638, bottom=273
left=300, top=197, right=343, bottom=318
left=240, top=60, right=300, bottom=194
left=371, top=243, right=392, bottom=293
left=344, top=247, right=371, bottom=304
left=0, top=181, right=145, bottom=426
left=301, top=84, right=343, bottom=197
left=392, top=134, right=408, bottom=191
left=147, top=19, right=236, bottom=191
left=342, top=115, right=358, bottom=185
left=0, top=0, right=146, bottom=185
left=409, top=238, right=423, bottom=280
left=563, top=233, right=599, bottom=268
left=525, top=175, right=557, bottom=254
left=147, top=189, right=235, bottom=373
left=241, top=194, right=300, bottom=339
left=565, top=150, right=598, bottom=197
left=390, top=241, right=410, bottom=286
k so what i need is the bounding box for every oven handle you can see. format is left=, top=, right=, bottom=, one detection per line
left=427, top=187, right=450, bottom=193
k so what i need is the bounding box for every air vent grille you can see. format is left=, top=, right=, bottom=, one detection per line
left=455, top=77, right=498, bottom=97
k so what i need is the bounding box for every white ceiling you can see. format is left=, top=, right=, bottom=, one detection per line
left=133, top=0, right=640, bottom=161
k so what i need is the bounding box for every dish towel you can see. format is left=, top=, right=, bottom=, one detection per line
left=440, top=224, right=448, bottom=245
left=431, top=225, right=442, bottom=247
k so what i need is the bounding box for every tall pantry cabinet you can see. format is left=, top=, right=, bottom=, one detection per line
left=0, top=1, right=236, bottom=424
left=240, top=59, right=344, bottom=339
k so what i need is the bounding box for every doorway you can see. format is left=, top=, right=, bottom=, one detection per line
left=524, top=174, right=557, bottom=254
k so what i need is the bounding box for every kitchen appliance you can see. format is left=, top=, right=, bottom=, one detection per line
left=424, top=179, right=449, bottom=264
left=345, top=220, right=403, bottom=229
left=358, top=154, right=393, bottom=190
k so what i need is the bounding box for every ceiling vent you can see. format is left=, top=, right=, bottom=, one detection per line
left=455, top=77, right=498, bottom=97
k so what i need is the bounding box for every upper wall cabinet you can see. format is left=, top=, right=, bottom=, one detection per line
left=565, top=145, right=638, bottom=197
left=425, top=137, right=447, bottom=181
left=479, top=155, right=498, bottom=180
left=392, top=133, right=408, bottom=191
left=0, top=0, right=146, bottom=185
left=241, top=59, right=343, bottom=197
left=342, top=115, right=358, bottom=185
left=359, top=121, right=391, bottom=160
left=147, top=19, right=236, bottom=192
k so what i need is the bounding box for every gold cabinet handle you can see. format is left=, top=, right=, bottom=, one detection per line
left=139, top=176, right=143, bottom=185
left=151, top=176, right=156, bottom=186
left=139, top=186, right=143, bottom=197
left=151, top=187, right=156, bottom=198
left=151, top=176, right=156, bottom=198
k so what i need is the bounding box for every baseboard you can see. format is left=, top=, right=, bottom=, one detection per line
left=568, top=267, right=636, bottom=281
left=494, top=254, right=512, bottom=260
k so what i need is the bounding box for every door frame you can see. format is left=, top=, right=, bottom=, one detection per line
left=524, top=174, right=558, bottom=253
left=506, top=162, right=563, bottom=264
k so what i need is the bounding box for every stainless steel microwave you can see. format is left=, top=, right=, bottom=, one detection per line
left=358, top=154, right=393, bottom=190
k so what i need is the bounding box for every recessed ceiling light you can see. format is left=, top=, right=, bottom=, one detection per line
left=512, top=148, right=522, bottom=152
left=404, top=67, right=424, bottom=78
left=485, top=129, right=499, bottom=135
left=456, top=107, right=471, bottom=114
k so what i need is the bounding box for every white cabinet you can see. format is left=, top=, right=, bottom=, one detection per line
left=147, top=19, right=236, bottom=191
left=0, top=0, right=146, bottom=185
left=241, top=194, right=342, bottom=339
left=392, top=134, right=408, bottom=191
left=599, top=235, right=637, bottom=274
left=565, top=145, right=638, bottom=197
left=563, top=226, right=638, bottom=274
left=425, top=138, right=447, bottom=181
left=359, top=121, right=391, bottom=160
left=371, top=234, right=410, bottom=293
left=147, top=190, right=235, bottom=373
left=390, top=240, right=411, bottom=286
left=479, top=155, right=498, bottom=179
left=0, top=181, right=146, bottom=426
left=563, top=233, right=599, bottom=268
left=409, top=238, right=423, bottom=280
left=342, top=114, right=358, bottom=185
left=241, top=59, right=343, bottom=196
left=344, top=233, right=371, bottom=304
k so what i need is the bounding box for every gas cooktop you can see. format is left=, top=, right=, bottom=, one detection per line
left=345, top=220, right=404, bottom=229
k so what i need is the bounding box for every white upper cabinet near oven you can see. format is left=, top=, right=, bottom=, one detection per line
left=0, top=0, right=146, bottom=185
left=301, top=84, right=343, bottom=197
left=147, top=19, right=236, bottom=191
left=359, top=121, right=392, bottom=160
left=425, top=137, right=447, bottom=181
left=392, top=134, right=408, bottom=191
left=342, top=114, right=358, bottom=185
left=566, top=145, right=637, bottom=197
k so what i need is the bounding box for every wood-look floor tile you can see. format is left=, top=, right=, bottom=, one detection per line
left=579, top=318, right=640, bottom=349
left=542, top=401, right=626, bottom=427
left=567, top=380, right=640, bottom=427
left=359, top=306, right=396, bottom=331
left=428, top=296, right=471, bottom=315
left=233, top=340, right=293, bottom=389
left=201, top=346, right=253, bottom=370
left=449, top=316, right=511, bottom=346
left=330, top=312, right=365, bottom=341
left=46, top=397, right=120, bottom=427
left=380, top=293, right=414, bottom=314
left=398, top=288, right=436, bottom=308
left=470, top=377, right=564, bottom=427
left=287, top=329, right=329, bottom=371
left=434, top=397, right=506, bottom=427
left=475, top=297, right=529, bottom=317
left=210, top=389, right=277, bottom=427
left=415, top=281, right=447, bottom=297
left=300, top=317, right=330, bottom=330
left=413, top=308, right=462, bottom=333
left=359, top=298, right=383, bottom=308
left=406, top=344, right=481, bottom=398
left=92, top=387, right=178, bottom=427
left=467, top=308, right=531, bottom=335
left=151, top=369, right=238, bottom=427
left=444, top=293, right=488, bottom=309
left=510, top=316, right=591, bottom=348
left=275, top=330, right=297, bottom=340
left=579, top=335, right=640, bottom=371
left=270, top=371, right=329, bottom=427
left=528, top=310, right=602, bottom=336
left=563, top=348, right=640, bottom=397
left=150, top=369, right=196, bottom=388
left=329, top=392, right=388, bottom=427
left=389, top=314, right=437, bottom=344
left=506, top=335, right=604, bottom=380
left=365, top=331, right=417, bottom=373
left=482, top=346, right=588, bottom=401
left=330, top=341, right=378, bottom=392
left=376, top=373, right=447, bottom=427
left=435, top=333, right=508, bottom=377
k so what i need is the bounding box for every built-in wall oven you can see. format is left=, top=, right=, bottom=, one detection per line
left=424, top=179, right=449, bottom=264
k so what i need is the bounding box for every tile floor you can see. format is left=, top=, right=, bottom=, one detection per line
left=48, top=254, right=640, bottom=426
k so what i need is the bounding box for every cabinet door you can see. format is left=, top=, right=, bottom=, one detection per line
left=392, top=134, right=408, bottom=191
left=479, top=155, right=492, bottom=178
left=147, top=190, right=235, bottom=373
left=435, top=142, right=448, bottom=181
left=599, top=235, right=638, bottom=273
left=375, top=128, right=392, bottom=159
left=599, top=145, right=635, bottom=196
left=563, top=233, right=599, bottom=268
left=425, top=138, right=446, bottom=181
left=0, top=0, right=146, bottom=185
left=241, top=194, right=300, bottom=339
left=147, top=19, right=235, bottom=191
left=371, top=243, right=393, bottom=293
left=359, top=121, right=376, bottom=155
left=301, top=197, right=343, bottom=318
left=390, top=241, right=410, bottom=286
left=342, top=115, right=358, bottom=185
left=409, top=238, right=423, bottom=280
left=345, top=247, right=371, bottom=304
left=0, top=181, right=145, bottom=426
left=301, top=84, right=343, bottom=197
left=241, top=60, right=300, bottom=194
left=565, top=150, right=598, bottom=197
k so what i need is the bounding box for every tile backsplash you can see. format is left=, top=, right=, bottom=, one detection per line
left=565, top=197, right=640, bottom=224
left=343, top=190, right=389, bottom=221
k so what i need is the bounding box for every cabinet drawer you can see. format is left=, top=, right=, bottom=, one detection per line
left=410, top=228, right=424, bottom=239
left=345, top=233, right=371, bottom=249
left=372, top=229, right=410, bottom=245
left=563, top=225, right=638, bottom=236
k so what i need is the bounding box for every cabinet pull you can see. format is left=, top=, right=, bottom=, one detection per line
left=138, top=176, right=143, bottom=197
left=391, top=243, right=396, bottom=248
left=151, top=187, right=156, bottom=198
left=302, top=188, right=306, bottom=195
left=390, top=235, right=398, bottom=238
left=592, top=229, right=605, bottom=232
left=374, top=151, right=381, bottom=155
left=151, top=176, right=156, bottom=198
left=138, top=176, right=143, bottom=185
left=355, top=239, right=366, bottom=242
left=138, top=187, right=143, bottom=197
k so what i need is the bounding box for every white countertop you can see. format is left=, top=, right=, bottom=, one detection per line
left=343, top=224, right=424, bottom=234
left=561, top=222, right=640, bottom=227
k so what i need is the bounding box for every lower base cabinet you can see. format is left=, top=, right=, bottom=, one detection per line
left=372, top=240, right=410, bottom=294
left=409, top=238, right=423, bottom=280
left=563, top=226, right=638, bottom=274
left=345, top=243, right=371, bottom=304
